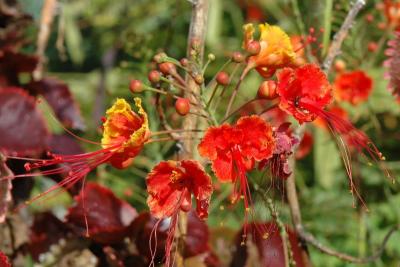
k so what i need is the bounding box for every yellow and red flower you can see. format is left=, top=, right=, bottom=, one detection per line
left=22, top=98, right=149, bottom=194
left=243, top=23, right=297, bottom=78
left=277, top=64, right=332, bottom=123
left=334, top=70, right=373, bottom=105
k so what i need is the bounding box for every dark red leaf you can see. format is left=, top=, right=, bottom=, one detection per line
left=0, top=154, right=13, bottom=223
left=0, top=50, right=38, bottom=87
left=185, top=211, right=220, bottom=267
left=131, top=211, right=219, bottom=266
left=230, top=222, right=305, bottom=267
left=0, top=250, right=11, bottom=267
left=27, top=77, right=86, bottom=130
left=0, top=88, right=49, bottom=155
left=131, top=212, right=169, bottom=264
left=65, top=182, right=137, bottom=244
left=28, top=212, right=70, bottom=261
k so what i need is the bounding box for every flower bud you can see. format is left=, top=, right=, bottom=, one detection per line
left=334, top=59, right=346, bottom=73
left=148, top=70, right=161, bottom=83
left=194, top=74, right=204, bottom=85
left=257, top=80, right=278, bottom=99
left=153, top=52, right=167, bottom=63
left=216, top=71, right=230, bottom=86
left=180, top=58, right=189, bottom=66
left=129, top=79, right=143, bottom=93
left=247, top=40, right=261, bottom=55
left=232, top=51, right=244, bottom=63
left=208, top=53, right=216, bottom=61
left=158, top=62, right=176, bottom=75
left=175, top=98, right=190, bottom=116
left=367, top=42, right=378, bottom=52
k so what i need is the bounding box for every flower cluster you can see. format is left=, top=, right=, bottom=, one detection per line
left=6, top=21, right=393, bottom=267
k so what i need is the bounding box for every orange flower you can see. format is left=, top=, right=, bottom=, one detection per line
left=334, top=70, right=373, bottom=105
left=243, top=23, right=297, bottom=78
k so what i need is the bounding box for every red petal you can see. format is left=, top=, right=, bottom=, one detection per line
left=211, top=151, right=235, bottom=182
left=65, top=182, right=137, bottom=244
left=0, top=250, right=11, bottom=267
left=0, top=88, right=49, bottom=155
left=236, top=116, right=275, bottom=161
left=181, top=160, right=213, bottom=219
left=146, top=161, right=185, bottom=218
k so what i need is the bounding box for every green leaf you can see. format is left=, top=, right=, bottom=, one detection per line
left=313, top=127, right=342, bottom=189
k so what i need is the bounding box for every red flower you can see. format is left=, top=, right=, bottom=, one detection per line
left=383, top=0, right=400, bottom=30
left=17, top=98, right=149, bottom=203
left=277, top=64, right=332, bottom=123
left=334, top=70, right=373, bottom=105
left=145, top=160, right=212, bottom=267
left=198, top=115, right=275, bottom=211
left=146, top=160, right=212, bottom=220
left=0, top=250, right=11, bottom=267
left=276, top=64, right=392, bottom=206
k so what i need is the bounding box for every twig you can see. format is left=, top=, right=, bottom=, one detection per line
left=176, top=0, right=209, bottom=264
left=33, top=0, right=58, bottom=80
left=297, top=224, right=400, bottom=264
left=322, top=0, right=366, bottom=72
left=285, top=126, right=312, bottom=267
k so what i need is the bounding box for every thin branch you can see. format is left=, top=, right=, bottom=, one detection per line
left=322, top=0, right=366, bottom=72
left=33, top=0, right=58, bottom=80
left=297, top=224, right=400, bottom=264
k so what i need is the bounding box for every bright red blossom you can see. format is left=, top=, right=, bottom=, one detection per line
left=198, top=115, right=275, bottom=183
left=146, top=160, right=213, bottom=219
left=145, top=160, right=212, bottom=267
left=334, top=70, right=373, bottom=105
left=198, top=115, right=275, bottom=211
left=277, top=64, right=332, bottom=123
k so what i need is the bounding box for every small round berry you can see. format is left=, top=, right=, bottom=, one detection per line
left=232, top=51, right=244, bottom=63
left=365, top=14, right=374, bottom=23
left=148, top=70, right=161, bottom=83
left=257, top=80, right=278, bottom=99
left=175, top=98, right=190, bottom=116
left=334, top=59, right=346, bottom=73
left=153, top=52, right=167, bottom=63
left=158, top=62, right=176, bottom=75
left=194, top=74, right=204, bottom=85
left=208, top=53, right=216, bottom=61
left=216, top=71, right=230, bottom=86
left=247, top=41, right=261, bottom=55
left=367, top=42, right=378, bottom=52
left=129, top=79, right=143, bottom=93
left=180, top=58, right=189, bottom=66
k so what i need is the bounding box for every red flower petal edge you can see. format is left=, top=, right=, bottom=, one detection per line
left=0, top=250, right=11, bottom=267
